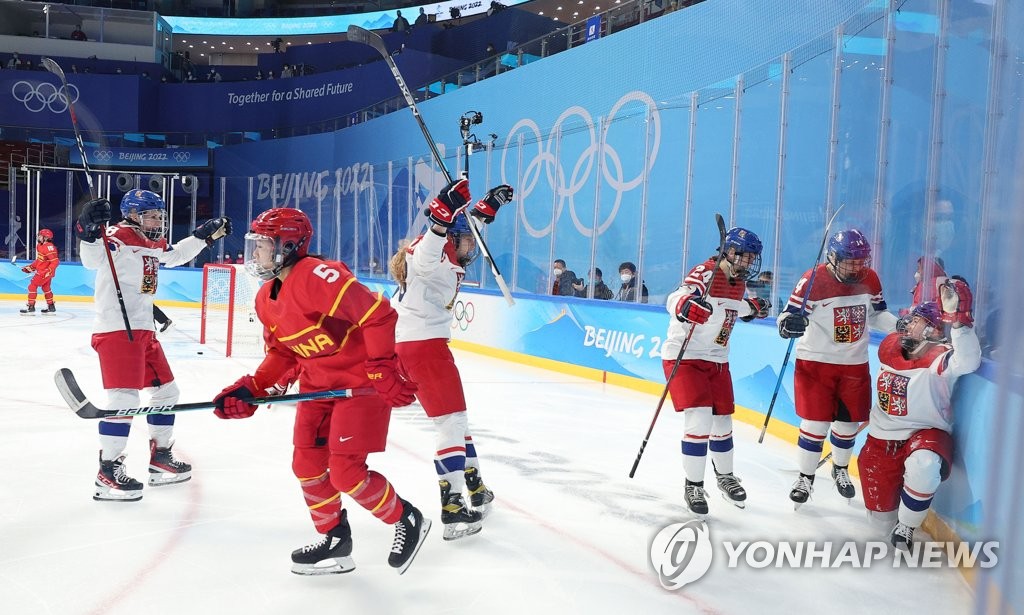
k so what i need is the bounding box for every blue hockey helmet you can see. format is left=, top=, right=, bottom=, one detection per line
left=448, top=213, right=478, bottom=267
left=722, top=227, right=762, bottom=281
left=827, top=228, right=872, bottom=283
left=120, top=189, right=166, bottom=240
left=898, top=301, right=945, bottom=351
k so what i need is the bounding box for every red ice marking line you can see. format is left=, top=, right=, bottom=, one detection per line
left=86, top=450, right=203, bottom=615
left=388, top=440, right=724, bottom=615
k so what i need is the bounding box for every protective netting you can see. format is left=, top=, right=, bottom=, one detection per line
left=201, top=264, right=265, bottom=357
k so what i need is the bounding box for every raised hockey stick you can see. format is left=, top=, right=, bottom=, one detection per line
left=816, top=421, right=869, bottom=469
left=41, top=57, right=134, bottom=341
left=757, top=204, right=845, bottom=444
left=54, top=368, right=373, bottom=419
left=629, top=213, right=728, bottom=478
left=347, top=25, right=515, bottom=306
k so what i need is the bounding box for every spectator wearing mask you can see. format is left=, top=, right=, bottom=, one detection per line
left=551, top=259, right=577, bottom=296
left=572, top=267, right=614, bottom=300
left=616, top=262, right=649, bottom=303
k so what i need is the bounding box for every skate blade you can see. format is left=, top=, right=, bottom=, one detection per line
left=148, top=471, right=192, bottom=486
left=471, top=501, right=493, bottom=518
left=94, top=489, right=143, bottom=502
left=719, top=491, right=746, bottom=509
left=395, top=518, right=432, bottom=576
left=291, top=557, right=356, bottom=575
left=442, top=520, right=483, bottom=541
left=19, top=313, right=36, bottom=316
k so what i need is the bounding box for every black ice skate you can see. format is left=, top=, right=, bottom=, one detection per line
left=890, top=522, right=915, bottom=550
left=832, top=465, right=856, bottom=499
left=715, top=471, right=747, bottom=509
left=388, top=499, right=431, bottom=575
left=40, top=303, right=56, bottom=314
left=684, top=480, right=709, bottom=516
left=19, top=305, right=35, bottom=315
left=440, top=480, right=482, bottom=541
left=291, top=510, right=356, bottom=575
left=148, top=440, right=192, bottom=486
left=464, top=467, right=495, bottom=517
left=159, top=319, right=173, bottom=332
left=94, top=454, right=144, bottom=502
left=790, top=474, right=815, bottom=509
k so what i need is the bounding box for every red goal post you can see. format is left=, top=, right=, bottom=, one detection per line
left=200, top=263, right=265, bottom=357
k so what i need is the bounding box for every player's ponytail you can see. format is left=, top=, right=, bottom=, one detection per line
left=389, top=241, right=410, bottom=291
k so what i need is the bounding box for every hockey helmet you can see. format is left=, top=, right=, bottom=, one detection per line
left=245, top=208, right=313, bottom=280
left=448, top=213, right=479, bottom=267
left=120, top=190, right=166, bottom=240
left=722, top=227, right=762, bottom=281
left=898, top=301, right=945, bottom=352
left=37, top=228, right=54, bottom=241
left=827, top=228, right=872, bottom=283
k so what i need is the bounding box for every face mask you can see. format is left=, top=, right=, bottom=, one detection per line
left=932, top=221, right=954, bottom=252
left=913, top=271, right=922, bottom=284
left=553, top=268, right=564, bottom=277
left=620, top=273, right=633, bottom=284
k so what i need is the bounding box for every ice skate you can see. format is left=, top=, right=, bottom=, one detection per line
left=40, top=303, right=56, bottom=314
left=831, top=464, right=856, bottom=500
left=890, top=521, right=915, bottom=550
left=684, top=480, right=709, bottom=517
left=464, top=466, right=494, bottom=517
left=19, top=305, right=35, bottom=315
left=94, top=454, right=144, bottom=502
left=790, top=474, right=814, bottom=510
left=388, top=499, right=431, bottom=575
left=715, top=471, right=747, bottom=509
left=291, top=510, right=356, bottom=575
left=159, top=319, right=173, bottom=332
left=148, top=440, right=192, bottom=486
left=440, top=480, right=482, bottom=541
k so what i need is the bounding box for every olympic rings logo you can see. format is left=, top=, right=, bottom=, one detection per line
left=500, top=90, right=661, bottom=239
left=451, top=300, right=475, bottom=331
left=11, top=80, right=80, bottom=113
left=93, top=150, right=113, bottom=161
left=173, top=151, right=191, bottom=162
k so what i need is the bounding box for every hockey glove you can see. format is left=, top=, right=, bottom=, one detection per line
left=470, top=184, right=514, bottom=224
left=741, top=297, right=771, bottom=322
left=194, top=217, right=232, bottom=243
left=940, top=275, right=974, bottom=327
left=675, top=294, right=713, bottom=325
left=213, top=375, right=259, bottom=419
left=75, top=198, right=111, bottom=242
left=425, top=179, right=471, bottom=227
left=21, top=266, right=32, bottom=274
left=778, top=312, right=809, bottom=339
left=364, top=356, right=417, bottom=407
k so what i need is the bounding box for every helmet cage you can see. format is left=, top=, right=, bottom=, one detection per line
left=449, top=214, right=479, bottom=267
left=722, top=227, right=763, bottom=281
left=827, top=229, right=872, bottom=283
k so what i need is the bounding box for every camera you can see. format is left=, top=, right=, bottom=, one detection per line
left=459, top=111, right=483, bottom=131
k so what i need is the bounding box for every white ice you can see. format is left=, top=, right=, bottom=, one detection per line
left=0, top=299, right=973, bottom=614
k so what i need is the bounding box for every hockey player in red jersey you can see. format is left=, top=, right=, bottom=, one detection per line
left=776, top=229, right=899, bottom=506
left=664, top=227, right=771, bottom=516
left=77, top=190, right=231, bottom=501
left=390, top=178, right=512, bottom=540
left=19, top=228, right=59, bottom=314
left=213, top=208, right=430, bottom=576
left=858, top=279, right=980, bottom=548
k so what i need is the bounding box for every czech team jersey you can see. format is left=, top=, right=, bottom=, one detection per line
left=80, top=223, right=207, bottom=333
left=779, top=264, right=898, bottom=365
left=393, top=230, right=463, bottom=343
left=662, top=258, right=756, bottom=363
left=252, top=256, right=401, bottom=392
left=31, top=241, right=59, bottom=277
left=868, top=326, right=981, bottom=441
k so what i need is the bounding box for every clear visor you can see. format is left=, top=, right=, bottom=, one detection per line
left=243, top=232, right=280, bottom=280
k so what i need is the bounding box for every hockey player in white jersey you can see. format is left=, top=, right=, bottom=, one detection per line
left=858, top=278, right=981, bottom=547
left=663, top=227, right=771, bottom=516
left=776, top=229, right=899, bottom=506
left=390, top=178, right=513, bottom=539
left=76, top=190, right=230, bottom=501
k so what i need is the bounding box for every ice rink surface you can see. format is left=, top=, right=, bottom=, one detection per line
left=0, top=300, right=973, bottom=615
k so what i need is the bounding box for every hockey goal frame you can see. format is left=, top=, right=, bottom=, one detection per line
left=200, top=263, right=263, bottom=357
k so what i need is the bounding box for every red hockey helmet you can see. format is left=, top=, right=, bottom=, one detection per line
left=245, top=208, right=313, bottom=280
left=38, top=228, right=54, bottom=241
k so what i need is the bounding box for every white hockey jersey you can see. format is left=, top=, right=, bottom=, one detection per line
left=661, top=258, right=757, bottom=363
left=393, top=230, right=463, bottom=343
left=777, top=264, right=899, bottom=365
left=80, top=223, right=208, bottom=334
left=869, top=326, right=981, bottom=441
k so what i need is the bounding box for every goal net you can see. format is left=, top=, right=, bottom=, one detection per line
left=201, top=264, right=265, bottom=357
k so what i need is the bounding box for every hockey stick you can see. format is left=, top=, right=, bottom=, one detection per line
left=54, top=368, right=373, bottom=419
left=629, top=213, right=728, bottom=478
left=347, top=25, right=515, bottom=306
left=41, top=57, right=134, bottom=341
left=757, top=204, right=845, bottom=444
left=816, top=421, right=869, bottom=469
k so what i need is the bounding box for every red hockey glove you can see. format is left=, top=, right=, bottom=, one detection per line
left=21, top=266, right=32, bottom=274
left=426, top=179, right=471, bottom=227
left=675, top=294, right=713, bottom=324
left=213, top=375, right=259, bottom=419
left=741, top=297, right=771, bottom=322
left=365, top=356, right=417, bottom=407
left=470, top=184, right=514, bottom=224
left=940, top=275, right=974, bottom=327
